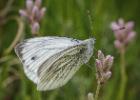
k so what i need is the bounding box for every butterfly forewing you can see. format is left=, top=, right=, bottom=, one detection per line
left=15, top=37, right=83, bottom=84
left=14, top=36, right=94, bottom=91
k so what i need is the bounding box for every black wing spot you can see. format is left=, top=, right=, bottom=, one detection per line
left=31, top=56, right=37, bottom=60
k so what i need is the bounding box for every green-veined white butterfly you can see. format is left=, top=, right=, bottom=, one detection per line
left=15, top=36, right=95, bottom=91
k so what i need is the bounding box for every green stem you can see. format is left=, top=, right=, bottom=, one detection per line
left=95, top=82, right=101, bottom=100
left=4, top=17, right=24, bottom=54
left=118, top=48, right=127, bottom=100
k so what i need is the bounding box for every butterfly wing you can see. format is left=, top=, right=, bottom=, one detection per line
left=37, top=38, right=94, bottom=91
left=15, top=36, right=82, bottom=83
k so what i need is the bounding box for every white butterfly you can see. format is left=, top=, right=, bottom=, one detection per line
left=15, top=36, right=95, bottom=91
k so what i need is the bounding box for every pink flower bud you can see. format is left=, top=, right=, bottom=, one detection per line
left=114, top=40, right=122, bottom=49
left=114, top=31, right=122, bottom=40
left=26, top=0, right=33, bottom=12
left=111, top=22, right=120, bottom=31
left=35, top=0, right=42, bottom=7
left=31, top=22, right=40, bottom=34
left=96, top=59, right=102, bottom=72
left=104, top=71, right=112, bottom=80
left=32, top=5, right=39, bottom=17
left=111, top=18, right=136, bottom=50
left=125, top=31, right=136, bottom=43
left=40, top=7, right=46, bottom=19
left=95, top=50, right=114, bottom=84
left=125, top=21, right=134, bottom=31
left=20, top=0, right=46, bottom=35
left=104, top=55, right=114, bottom=71
left=19, top=10, right=27, bottom=17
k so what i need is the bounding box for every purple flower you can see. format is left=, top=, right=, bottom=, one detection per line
left=19, top=0, right=46, bottom=35
left=31, top=22, right=40, bottom=34
left=95, top=50, right=114, bottom=84
left=111, top=18, right=136, bottom=50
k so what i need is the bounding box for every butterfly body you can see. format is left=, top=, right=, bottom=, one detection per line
left=15, top=36, right=94, bottom=91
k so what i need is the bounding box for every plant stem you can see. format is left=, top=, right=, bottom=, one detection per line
left=95, top=82, right=101, bottom=100
left=118, top=48, right=127, bottom=100
left=4, top=17, right=24, bottom=54
left=0, top=0, right=14, bottom=17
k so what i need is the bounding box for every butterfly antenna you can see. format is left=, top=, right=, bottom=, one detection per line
left=87, top=10, right=94, bottom=38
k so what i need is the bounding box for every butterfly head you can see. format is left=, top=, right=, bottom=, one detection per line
left=83, top=38, right=95, bottom=63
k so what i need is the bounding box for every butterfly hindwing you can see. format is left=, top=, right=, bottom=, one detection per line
left=37, top=44, right=88, bottom=90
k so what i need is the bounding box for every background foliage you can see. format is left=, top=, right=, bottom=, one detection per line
left=0, top=0, right=140, bottom=100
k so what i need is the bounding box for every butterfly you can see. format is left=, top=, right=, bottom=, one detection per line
left=15, top=36, right=95, bottom=91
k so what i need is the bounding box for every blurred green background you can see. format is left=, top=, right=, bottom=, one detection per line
left=0, top=0, right=140, bottom=100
